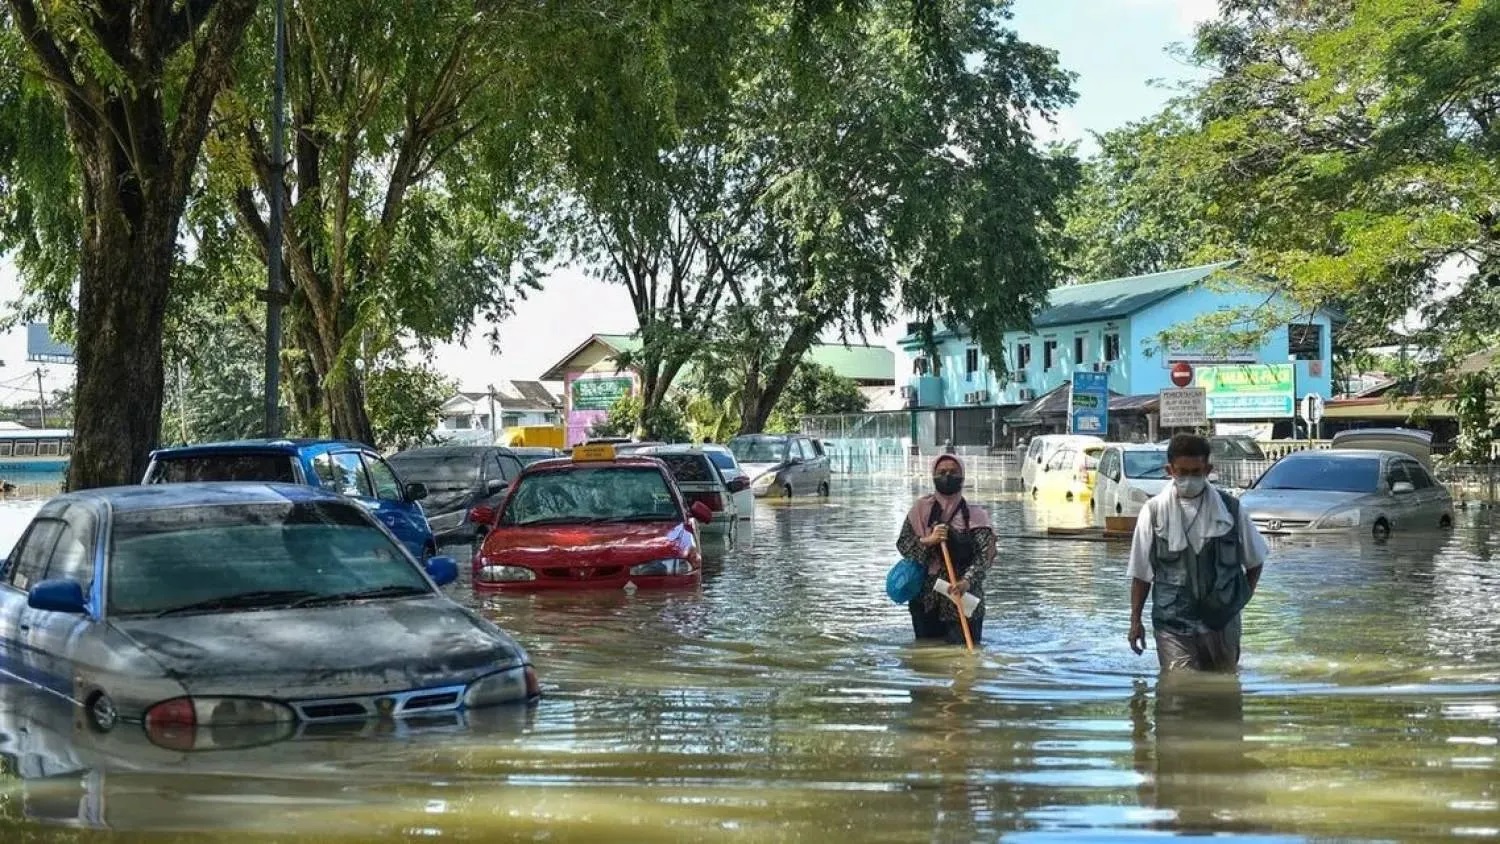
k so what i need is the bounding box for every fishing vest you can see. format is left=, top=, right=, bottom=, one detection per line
left=1148, top=491, right=1251, bottom=635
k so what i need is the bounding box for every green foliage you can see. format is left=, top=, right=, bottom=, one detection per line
left=588, top=393, right=690, bottom=442
left=1453, top=372, right=1500, bottom=463
left=365, top=359, right=455, bottom=451
left=765, top=363, right=868, bottom=433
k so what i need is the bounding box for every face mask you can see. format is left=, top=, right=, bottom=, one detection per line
left=1174, top=475, right=1208, bottom=498
left=933, top=474, right=964, bottom=496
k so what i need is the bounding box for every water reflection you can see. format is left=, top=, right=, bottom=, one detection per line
left=0, top=477, right=1496, bottom=839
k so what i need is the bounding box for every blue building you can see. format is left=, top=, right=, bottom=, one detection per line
left=898, top=262, right=1337, bottom=445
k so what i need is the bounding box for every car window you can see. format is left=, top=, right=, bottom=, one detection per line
left=1122, top=451, right=1169, bottom=480
left=45, top=506, right=97, bottom=588
left=107, top=501, right=429, bottom=616
left=1100, top=450, right=1121, bottom=481
left=1387, top=461, right=1414, bottom=489
left=148, top=454, right=298, bottom=483
left=704, top=450, right=737, bottom=471
left=6, top=519, right=63, bottom=591
left=388, top=452, right=481, bottom=486
left=363, top=455, right=405, bottom=502
left=1046, top=448, right=1074, bottom=471
left=498, top=454, right=524, bottom=480
left=314, top=452, right=374, bottom=498
left=1027, top=440, right=1045, bottom=460
left=499, top=467, right=678, bottom=525
left=1406, top=463, right=1437, bottom=490
left=806, top=439, right=825, bottom=458
left=729, top=437, right=788, bottom=464
left=652, top=454, right=719, bottom=485
left=1257, top=455, right=1381, bottom=493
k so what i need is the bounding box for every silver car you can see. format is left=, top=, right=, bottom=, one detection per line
left=634, top=446, right=743, bottom=541
left=1237, top=447, right=1454, bottom=537
left=0, top=483, right=538, bottom=741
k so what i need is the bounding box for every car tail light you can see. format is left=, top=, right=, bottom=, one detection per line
left=524, top=666, right=540, bottom=699
left=689, top=491, right=724, bottom=510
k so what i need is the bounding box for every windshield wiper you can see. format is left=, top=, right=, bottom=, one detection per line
left=290, top=584, right=430, bottom=608
left=512, top=515, right=594, bottom=526
left=596, top=514, right=676, bottom=523
left=154, top=589, right=319, bottom=617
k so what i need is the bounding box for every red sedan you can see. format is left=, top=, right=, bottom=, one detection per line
left=469, top=444, right=713, bottom=591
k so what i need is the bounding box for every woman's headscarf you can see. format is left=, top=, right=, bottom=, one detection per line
left=906, top=455, right=992, bottom=536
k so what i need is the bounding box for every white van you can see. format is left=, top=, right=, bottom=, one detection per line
left=1020, top=434, right=1105, bottom=495
left=1092, top=443, right=1171, bottom=522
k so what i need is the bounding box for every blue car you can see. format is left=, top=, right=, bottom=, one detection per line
left=143, top=439, right=437, bottom=561
left=0, top=483, right=537, bottom=741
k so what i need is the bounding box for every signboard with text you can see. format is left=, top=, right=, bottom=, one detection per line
left=570, top=376, right=633, bottom=412
left=1069, top=371, right=1110, bottom=434
left=1198, top=364, right=1295, bottom=420
left=1158, top=388, right=1207, bottom=428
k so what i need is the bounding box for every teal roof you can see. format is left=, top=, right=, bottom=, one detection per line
left=898, top=261, right=1238, bottom=344
left=805, top=343, right=895, bottom=384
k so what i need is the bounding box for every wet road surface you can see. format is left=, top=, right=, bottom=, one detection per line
left=1, top=476, right=1497, bottom=841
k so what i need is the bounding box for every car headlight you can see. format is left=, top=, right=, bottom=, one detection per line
left=463, top=666, right=540, bottom=708
left=145, top=696, right=295, bottom=728
left=629, top=558, right=695, bottom=576
left=476, top=565, right=536, bottom=583
left=751, top=472, right=776, bottom=491
left=1316, top=508, right=1361, bottom=529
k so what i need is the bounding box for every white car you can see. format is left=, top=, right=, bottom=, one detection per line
left=1092, top=443, right=1170, bottom=522
left=1020, top=434, right=1105, bottom=496
left=702, top=444, right=754, bottom=519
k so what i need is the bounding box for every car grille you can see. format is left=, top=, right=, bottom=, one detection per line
left=1252, top=518, right=1312, bottom=531
left=290, top=684, right=466, bottom=722
left=540, top=566, right=624, bottom=580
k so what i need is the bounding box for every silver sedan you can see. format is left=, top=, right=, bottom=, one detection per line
left=0, top=483, right=538, bottom=746
left=1237, top=448, right=1454, bottom=538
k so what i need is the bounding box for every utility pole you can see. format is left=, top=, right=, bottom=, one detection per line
left=35, top=368, right=46, bottom=428
left=262, top=0, right=288, bottom=437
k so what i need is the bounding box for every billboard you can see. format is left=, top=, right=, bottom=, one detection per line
left=1069, top=371, right=1110, bottom=435
left=26, top=323, right=74, bottom=364
left=564, top=373, right=635, bottom=446
left=1199, top=364, right=1295, bottom=420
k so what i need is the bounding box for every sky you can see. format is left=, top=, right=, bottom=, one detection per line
left=0, top=0, right=1216, bottom=400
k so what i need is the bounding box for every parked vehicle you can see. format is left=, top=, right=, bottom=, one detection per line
left=1020, top=435, right=1105, bottom=497
left=0, top=483, right=537, bottom=742
left=1092, top=443, right=1171, bottom=521
left=143, top=439, right=436, bottom=561
left=1032, top=442, right=1106, bottom=502
left=510, top=447, right=564, bottom=466
left=387, top=446, right=526, bottom=545
left=701, top=444, right=754, bottom=519
left=0, top=427, right=72, bottom=473
left=1238, top=431, right=1453, bottom=537
left=634, top=446, right=745, bottom=540
left=468, top=444, right=713, bottom=591
left=1330, top=428, right=1435, bottom=466
left=727, top=434, right=832, bottom=498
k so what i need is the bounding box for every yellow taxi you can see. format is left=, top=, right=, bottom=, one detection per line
left=1031, top=442, right=1106, bottom=503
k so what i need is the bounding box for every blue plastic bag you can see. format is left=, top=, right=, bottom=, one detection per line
left=885, top=558, right=925, bottom=604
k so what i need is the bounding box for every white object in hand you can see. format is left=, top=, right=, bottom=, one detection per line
left=934, top=578, right=980, bottom=618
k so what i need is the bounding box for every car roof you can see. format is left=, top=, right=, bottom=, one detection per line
left=389, top=446, right=510, bottom=458
left=1281, top=448, right=1401, bottom=460
left=150, top=438, right=370, bottom=458
left=61, top=482, right=344, bottom=513
left=521, top=455, right=667, bottom=472
left=731, top=433, right=790, bottom=440
left=1114, top=443, right=1168, bottom=451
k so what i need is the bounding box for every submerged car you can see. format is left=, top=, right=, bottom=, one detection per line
left=387, top=446, right=526, bottom=545
left=1091, top=443, right=1171, bottom=521
left=727, top=433, right=831, bottom=498
left=701, top=444, right=754, bottom=519
left=0, top=484, right=538, bottom=744
left=469, top=444, right=713, bottom=591
left=144, top=439, right=436, bottom=561
left=634, top=445, right=745, bottom=540
left=1237, top=444, right=1454, bottom=537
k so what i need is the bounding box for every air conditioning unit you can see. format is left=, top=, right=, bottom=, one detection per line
left=1092, top=362, right=1111, bottom=373
left=899, top=385, right=915, bottom=399
left=1018, top=388, right=1037, bottom=401
left=973, top=390, right=989, bottom=403
left=1011, top=371, right=1027, bottom=384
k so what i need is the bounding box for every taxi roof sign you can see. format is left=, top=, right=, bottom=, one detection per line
left=572, top=443, right=617, bottom=462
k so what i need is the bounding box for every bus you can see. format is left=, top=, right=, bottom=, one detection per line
left=0, top=427, right=72, bottom=473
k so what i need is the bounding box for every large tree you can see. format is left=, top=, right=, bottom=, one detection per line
left=1, top=0, right=259, bottom=489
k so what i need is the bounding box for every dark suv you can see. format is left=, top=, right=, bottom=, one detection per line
left=388, top=446, right=527, bottom=545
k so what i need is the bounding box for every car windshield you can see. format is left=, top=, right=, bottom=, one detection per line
left=704, top=450, right=737, bottom=471
left=1123, top=451, right=1169, bottom=479
left=148, top=454, right=297, bottom=484
left=1212, top=437, right=1266, bottom=460
left=645, top=453, right=721, bottom=485
left=499, top=466, right=678, bottom=525
left=388, top=452, right=481, bottom=486
left=1255, top=455, right=1381, bottom=493
left=514, top=450, right=558, bottom=466
left=729, top=437, right=787, bottom=464
left=108, top=501, right=429, bottom=616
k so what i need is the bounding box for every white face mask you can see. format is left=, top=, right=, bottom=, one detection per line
left=1174, top=475, right=1208, bottom=498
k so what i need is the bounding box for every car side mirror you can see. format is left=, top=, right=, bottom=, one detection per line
left=28, top=579, right=88, bottom=614
left=405, top=482, right=429, bottom=502
left=690, top=501, right=714, bottom=523
left=1391, top=481, right=1415, bottom=495
left=726, top=477, right=750, bottom=493
left=468, top=504, right=496, bottom=526
left=424, top=556, right=458, bottom=587
left=786, top=456, right=803, bottom=466
left=485, top=479, right=507, bottom=495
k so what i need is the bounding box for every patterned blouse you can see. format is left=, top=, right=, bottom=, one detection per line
left=895, top=520, right=997, bottom=621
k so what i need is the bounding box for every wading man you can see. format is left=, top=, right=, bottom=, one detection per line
left=1127, top=434, right=1268, bottom=671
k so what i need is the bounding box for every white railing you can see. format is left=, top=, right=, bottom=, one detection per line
left=1257, top=439, right=1331, bottom=460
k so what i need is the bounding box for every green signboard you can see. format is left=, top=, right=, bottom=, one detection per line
left=570, top=376, right=633, bottom=412
left=1198, top=364, right=1295, bottom=420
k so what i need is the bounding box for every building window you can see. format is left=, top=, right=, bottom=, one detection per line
left=1043, top=340, right=1058, bottom=371
left=1104, top=333, right=1121, bottom=362
left=1016, top=343, right=1032, bottom=369
left=1289, top=323, right=1322, bottom=360
left=1073, top=336, right=1087, bottom=365
left=965, top=347, right=980, bottom=378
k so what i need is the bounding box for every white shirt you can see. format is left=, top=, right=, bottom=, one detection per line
left=1127, top=485, right=1269, bottom=583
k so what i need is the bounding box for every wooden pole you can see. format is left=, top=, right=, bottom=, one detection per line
left=940, top=540, right=975, bottom=652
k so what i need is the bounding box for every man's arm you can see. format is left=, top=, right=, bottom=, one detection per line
left=1129, top=578, right=1151, bottom=654
left=1127, top=503, right=1155, bottom=654
left=1246, top=564, right=1262, bottom=594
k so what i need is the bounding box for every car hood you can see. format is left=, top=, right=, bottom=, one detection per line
left=483, top=522, right=692, bottom=567
left=110, top=597, right=525, bottom=697
left=1238, top=489, right=1370, bottom=520
left=740, top=462, right=782, bottom=478
left=1126, top=478, right=1170, bottom=496
left=415, top=483, right=476, bottom=516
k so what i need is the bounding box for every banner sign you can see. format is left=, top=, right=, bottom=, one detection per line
left=1069, top=371, right=1110, bottom=434
left=570, top=376, right=633, bottom=412
left=1199, top=364, right=1295, bottom=420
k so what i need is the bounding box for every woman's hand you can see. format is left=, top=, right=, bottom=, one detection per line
left=948, top=578, right=970, bottom=599
left=920, top=524, right=949, bottom=546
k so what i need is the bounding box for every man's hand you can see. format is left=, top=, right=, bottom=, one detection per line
left=1128, top=618, right=1147, bottom=655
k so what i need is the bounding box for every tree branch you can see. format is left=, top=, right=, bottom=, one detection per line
left=5, top=0, right=90, bottom=120
left=169, top=0, right=258, bottom=207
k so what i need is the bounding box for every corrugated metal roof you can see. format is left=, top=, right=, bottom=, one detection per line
left=1004, top=383, right=1156, bottom=424
left=1034, top=261, right=1238, bottom=328
left=805, top=343, right=895, bottom=384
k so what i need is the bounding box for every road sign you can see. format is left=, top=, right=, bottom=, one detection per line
left=1198, top=364, right=1296, bottom=420
left=1159, top=388, right=1207, bottom=428
left=1069, top=371, right=1110, bottom=434
left=1169, top=361, right=1194, bottom=388
left=1301, top=392, right=1325, bottom=424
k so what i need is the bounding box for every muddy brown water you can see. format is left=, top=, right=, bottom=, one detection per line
left=0, top=476, right=1497, bottom=841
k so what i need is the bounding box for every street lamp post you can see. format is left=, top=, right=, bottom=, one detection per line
left=262, top=0, right=288, bottom=437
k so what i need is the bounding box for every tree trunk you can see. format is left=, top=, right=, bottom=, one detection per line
left=740, top=322, right=821, bottom=434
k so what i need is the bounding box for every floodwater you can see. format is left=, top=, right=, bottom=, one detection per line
left=1, top=475, right=1498, bottom=841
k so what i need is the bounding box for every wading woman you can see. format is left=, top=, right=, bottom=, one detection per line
left=896, top=455, right=996, bottom=644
